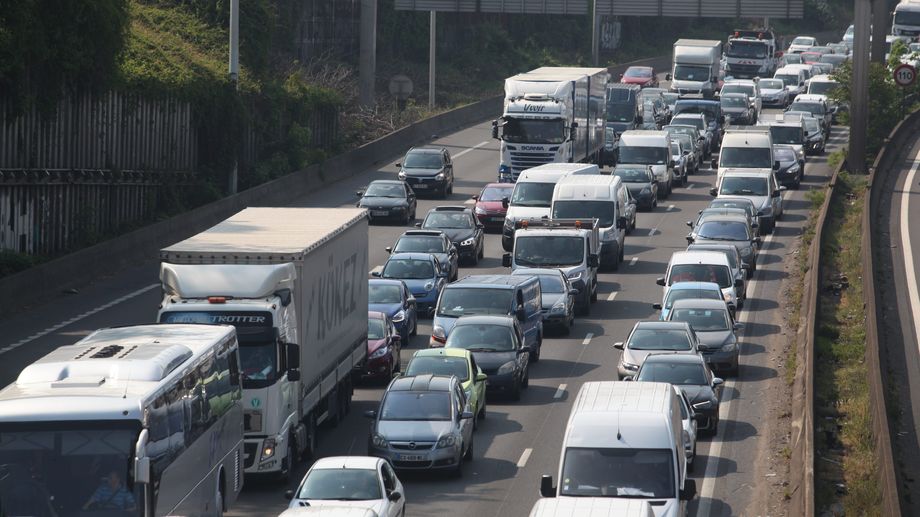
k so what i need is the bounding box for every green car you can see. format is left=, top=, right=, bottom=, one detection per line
left=402, top=348, right=488, bottom=427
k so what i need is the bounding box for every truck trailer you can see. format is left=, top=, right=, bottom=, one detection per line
left=492, top=67, right=608, bottom=182
left=158, top=207, right=369, bottom=480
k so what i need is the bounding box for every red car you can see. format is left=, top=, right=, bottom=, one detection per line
left=472, top=183, right=514, bottom=231
left=800, top=51, right=822, bottom=64
left=621, top=66, right=659, bottom=88
left=356, top=311, right=402, bottom=382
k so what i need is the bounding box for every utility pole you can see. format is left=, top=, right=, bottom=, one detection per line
left=849, top=0, right=871, bottom=174
left=429, top=11, right=436, bottom=110
left=871, top=0, right=889, bottom=62
left=229, top=0, right=240, bottom=194
left=591, top=1, right=600, bottom=66
left=359, top=0, right=377, bottom=107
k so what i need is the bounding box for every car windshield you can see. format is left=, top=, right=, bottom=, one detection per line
left=403, top=152, right=442, bottom=169
left=625, top=67, right=652, bottom=78
left=719, top=147, right=772, bottom=168
left=637, top=360, right=708, bottom=385
left=710, top=199, right=754, bottom=216
left=895, top=10, right=920, bottom=25
left=405, top=355, right=469, bottom=382
left=437, top=288, right=514, bottom=317
left=664, top=287, right=722, bottom=309
left=727, top=40, right=768, bottom=58
left=446, top=324, right=516, bottom=352
left=535, top=274, right=565, bottom=293
left=510, top=182, right=555, bottom=207
left=661, top=93, right=679, bottom=107
left=364, top=183, right=404, bottom=198
left=819, top=55, right=845, bottom=65
left=514, top=235, right=584, bottom=267
left=759, top=79, right=784, bottom=90
left=809, top=82, right=838, bottom=95
left=297, top=468, right=381, bottom=501
left=792, top=37, right=814, bottom=46
left=369, top=284, right=402, bottom=304
left=674, top=64, right=711, bottom=81
left=804, top=119, right=821, bottom=133
left=667, top=125, right=697, bottom=139
left=502, top=118, right=565, bottom=144
left=722, top=84, right=754, bottom=97
left=689, top=246, right=739, bottom=269
left=607, top=101, right=637, bottom=122
left=775, top=74, right=800, bottom=86
left=674, top=104, right=718, bottom=121
left=380, top=391, right=451, bottom=420
left=720, top=176, right=769, bottom=196
left=697, top=221, right=750, bottom=241
left=560, top=447, right=675, bottom=498
left=368, top=319, right=386, bottom=340
left=424, top=212, right=471, bottom=229
left=479, top=185, right=513, bottom=201
left=670, top=308, right=730, bottom=331
left=668, top=264, right=732, bottom=288
left=771, top=126, right=804, bottom=144
left=784, top=54, right=804, bottom=64
left=789, top=102, right=825, bottom=116
left=672, top=117, right=704, bottom=131
left=552, top=200, right=615, bottom=228
left=395, top=235, right=445, bottom=253
left=382, top=259, right=434, bottom=280
left=619, top=146, right=669, bottom=165
left=774, top=148, right=796, bottom=161
left=721, top=96, right=748, bottom=108
left=627, top=328, right=692, bottom=351
left=614, top=168, right=650, bottom=182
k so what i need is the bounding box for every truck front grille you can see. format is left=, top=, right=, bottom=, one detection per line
left=244, top=410, right=262, bottom=433
left=509, top=151, right=556, bottom=177
left=726, top=63, right=761, bottom=75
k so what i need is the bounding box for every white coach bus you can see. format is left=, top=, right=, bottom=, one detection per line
left=0, top=324, right=244, bottom=517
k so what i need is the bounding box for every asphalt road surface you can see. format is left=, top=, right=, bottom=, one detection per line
left=0, top=78, right=847, bottom=516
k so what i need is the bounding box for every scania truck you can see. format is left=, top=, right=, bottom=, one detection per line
left=492, top=67, right=608, bottom=182
left=157, top=207, right=369, bottom=481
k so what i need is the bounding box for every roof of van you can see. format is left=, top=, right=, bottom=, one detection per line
left=810, top=74, right=836, bottom=83
left=619, top=130, right=669, bottom=143
left=722, top=132, right=771, bottom=146
left=554, top=174, right=622, bottom=188
left=668, top=250, right=731, bottom=266
left=719, top=168, right=774, bottom=178
left=565, top=381, right=676, bottom=450
left=453, top=275, right=538, bottom=288
left=529, top=497, right=654, bottom=517
left=774, top=66, right=803, bottom=74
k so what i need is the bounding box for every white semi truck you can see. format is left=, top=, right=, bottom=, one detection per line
left=158, top=207, right=369, bottom=480
left=668, top=39, right=723, bottom=98
left=893, top=0, right=920, bottom=37
left=723, top=29, right=779, bottom=79
left=492, top=67, right=608, bottom=182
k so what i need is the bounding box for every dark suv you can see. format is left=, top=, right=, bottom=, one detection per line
left=397, top=146, right=454, bottom=198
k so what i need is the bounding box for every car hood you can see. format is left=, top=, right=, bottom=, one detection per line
left=401, top=167, right=443, bottom=177
left=696, top=329, right=736, bottom=350
left=541, top=292, right=567, bottom=309
left=608, top=121, right=635, bottom=132
left=506, top=206, right=551, bottom=221
left=432, top=228, right=475, bottom=243
left=395, top=277, right=436, bottom=293
left=472, top=350, right=518, bottom=370
left=477, top=201, right=506, bottom=212
left=369, top=302, right=403, bottom=318
left=360, top=197, right=406, bottom=207
left=679, top=385, right=717, bottom=405
left=377, top=420, right=455, bottom=442
left=291, top=499, right=385, bottom=514
left=625, top=348, right=691, bottom=367
left=777, top=160, right=798, bottom=174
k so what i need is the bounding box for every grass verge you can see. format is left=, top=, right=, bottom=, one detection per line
left=814, top=171, right=883, bottom=514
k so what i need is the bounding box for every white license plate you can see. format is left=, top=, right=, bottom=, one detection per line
left=413, top=183, right=429, bottom=189
left=399, top=454, right=424, bottom=461
left=371, top=210, right=389, bottom=216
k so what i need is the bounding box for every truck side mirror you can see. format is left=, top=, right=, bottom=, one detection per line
left=773, top=160, right=780, bottom=170
left=666, top=73, right=672, bottom=81
left=588, top=254, right=599, bottom=268
left=636, top=115, right=644, bottom=124
left=134, top=429, right=150, bottom=484
left=656, top=277, right=666, bottom=286
left=617, top=217, right=628, bottom=229
left=540, top=475, right=557, bottom=498
left=502, top=253, right=512, bottom=267
left=772, top=189, right=781, bottom=198
left=491, top=120, right=499, bottom=140
left=286, top=343, right=301, bottom=379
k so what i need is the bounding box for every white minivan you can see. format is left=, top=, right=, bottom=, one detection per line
left=539, top=381, right=696, bottom=517
left=501, top=163, right=597, bottom=251
left=550, top=174, right=631, bottom=270
left=617, top=130, right=674, bottom=197
left=657, top=250, right=742, bottom=309
left=717, top=128, right=775, bottom=182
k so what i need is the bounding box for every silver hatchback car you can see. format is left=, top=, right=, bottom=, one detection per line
left=365, top=374, right=474, bottom=476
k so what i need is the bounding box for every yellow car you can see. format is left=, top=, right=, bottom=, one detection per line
left=402, top=348, right=488, bottom=427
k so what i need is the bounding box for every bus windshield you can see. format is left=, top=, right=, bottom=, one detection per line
left=0, top=421, right=143, bottom=517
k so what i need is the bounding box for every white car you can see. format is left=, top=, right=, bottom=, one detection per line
left=758, top=78, right=790, bottom=108
left=286, top=456, right=406, bottom=517
left=787, top=36, right=817, bottom=54
left=675, top=385, right=699, bottom=470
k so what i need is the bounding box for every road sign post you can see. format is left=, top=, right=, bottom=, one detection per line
left=894, top=63, right=917, bottom=115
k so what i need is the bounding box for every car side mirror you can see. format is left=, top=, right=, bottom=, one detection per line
left=751, top=221, right=759, bottom=229
left=502, top=253, right=512, bottom=267
left=371, top=271, right=382, bottom=277
left=491, top=120, right=500, bottom=140
left=617, top=217, right=628, bottom=229
left=754, top=236, right=763, bottom=245
left=683, top=150, right=690, bottom=155
left=356, top=190, right=364, bottom=197
left=622, top=375, right=635, bottom=381
left=471, top=195, right=479, bottom=200
left=540, top=475, right=557, bottom=498
left=636, top=115, right=644, bottom=124
left=710, top=158, right=718, bottom=168
left=385, top=246, right=393, bottom=253
left=734, top=278, right=744, bottom=289
left=779, top=185, right=788, bottom=191
left=712, top=377, right=724, bottom=387
left=613, top=342, right=624, bottom=350
left=680, top=479, right=698, bottom=501
left=588, top=254, right=599, bottom=268
left=501, top=196, right=510, bottom=208
left=771, top=189, right=780, bottom=198
left=686, top=221, right=693, bottom=228
left=619, top=73, right=624, bottom=79
left=719, top=115, right=726, bottom=124
left=733, top=322, right=744, bottom=331
left=652, top=302, right=663, bottom=310
left=686, top=234, right=694, bottom=244
left=407, top=295, right=417, bottom=305
left=656, top=277, right=666, bottom=286
left=476, top=372, right=488, bottom=383
left=709, top=187, right=718, bottom=197
left=666, top=73, right=672, bottom=81
left=363, top=409, right=378, bottom=419
left=669, top=160, right=676, bottom=168
left=773, top=160, right=780, bottom=171
left=414, top=222, right=422, bottom=228
left=284, top=489, right=295, bottom=500
left=395, top=162, right=402, bottom=168
left=569, top=288, right=580, bottom=295
left=392, top=371, right=402, bottom=378
left=461, top=411, right=475, bottom=420
left=388, top=491, right=403, bottom=502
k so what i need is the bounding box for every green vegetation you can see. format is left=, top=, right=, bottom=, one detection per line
left=0, top=251, right=44, bottom=278
left=814, top=172, right=882, bottom=515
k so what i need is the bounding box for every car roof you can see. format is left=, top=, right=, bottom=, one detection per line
left=723, top=79, right=757, bottom=86
left=670, top=298, right=730, bottom=311
left=412, top=348, right=472, bottom=360
left=387, top=252, right=436, bottom=261
left=429, top=206, right=473, bottom=213
left=721, top=92, right=749, bottom=98
left=369, top=278, right=406, bottom=287
left=408, top=146, right=446, bottom=153
left=455, top=274, right=536, bottom=287
left=633, top=320, right=692, bottom=331
left=368, top=311, right=388, bottom=321
left=643, top=353, right=706, bottom=365
left=667, top=281, right=722, bottom=291
left=453, top=315, right=516, bottom=327
left=388, top=373, right=456, bottom=392
left=312, top=456, right=382, bottom=470
left=401, top=230, right=445, bottom=237
left=370, top=179, right=404, bottom=185
left=670, top=250, right=731, bottom=265
left=720, top=170, right=773, bottom=178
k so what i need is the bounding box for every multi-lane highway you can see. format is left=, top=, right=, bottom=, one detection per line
left=0, top=75, right=847, bottom=515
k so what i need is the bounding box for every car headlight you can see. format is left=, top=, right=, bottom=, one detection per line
left=431, top=325, right=447, bottom=344
left=435, top=172, right=446, bottom=180
left=397, top=171, right=407, bottom=180
left=261, top=438, right=277, bottom=460
left=692, top=400, right=713, bottom=410
left=371, top=434, right=389, bottom=448
left=474, top=206, right=487, bottom=215
left=723, top=291, right=733, bottom=302
left=497, top=361, right=516, bottom=375
left=788, top=164, right=801, bottom=174
left=567, top=270, right=584, bottom=282
left=622, top=362, right=639, bottom=371
left=436, top=434, right=457, bottom=448
left=460, top=238, right=475, bottom=247
left=424, top=281, right=435, bottom=292
left=504, top=217, right=515, bottom=230
left=392, top=310, right=406, bottom=323
left=551, top=301, right=566, bottom=313
left=721, top=342, right=738, bottom=352
left=369, top=346, right=390, bottom=359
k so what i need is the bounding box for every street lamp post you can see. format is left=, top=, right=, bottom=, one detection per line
left=229, top=0, right=240, bottom=194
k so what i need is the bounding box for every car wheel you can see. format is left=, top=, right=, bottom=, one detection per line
left=511, top=378, right=522, bottom=401
left=531, top=335, right=542, bottom=362
left=471, top=249, right=479, bottom=266
left=479, top=396, right=487, bottom=420
left=478, top=242, right=484, bottom=260
left=563, top=319, right=572, bottom=336
left=464, top=435, right=474, bottom=461
left=410, top=314, right=418, bottom=336
left=451, top=459, right=464, bottom=478
left=522, top=367, right=530, bottom=389
left=708, top=416, right=720, bottom=437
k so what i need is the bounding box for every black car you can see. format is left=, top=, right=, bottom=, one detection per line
left=357, top=180, right=417, bottom=225
left=417, top=206, right=484, bottom=265
left=773, top=145, right=803, bottom=189
left=613, top=165, right=658, bottom=210
left=387, top=230, right=459, bottom=282
left=444, top=315, right=530, bottom=401
left=397, top=146, right=454, bottom=198
left=632, top=353, right=724, bottom=435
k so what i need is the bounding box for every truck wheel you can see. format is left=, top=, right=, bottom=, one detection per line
left=305, top=415, right=318, bottom=460
left=531, top=335, right=542, bottom=362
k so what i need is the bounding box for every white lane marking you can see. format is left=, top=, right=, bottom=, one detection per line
left=607, top=291, right=618, bottom=302
left=686, top=183, right=694, bottom=190
left=582, top=333, right=594, bottom=345
left=452, top=141, right=490, bottom=159
left=629, top=257, right=638, bottom=266
left=0, top=283, right=160, bottom=355
left=648, top=228, right=657, bottom=236
left=554, top=384, right=567, bottom=399
left=369, top=265, right=383, bottom=276
left=667, top=204, right=675, bottom=211
left=697, top=224, right=779, bottom=513
left=900, top=148, right=920, bottom=390
left=516, top=448, right=533, bottom=468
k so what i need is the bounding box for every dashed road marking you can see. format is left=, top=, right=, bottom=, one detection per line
left=582, top=333, right=594, bottom=345
left=667, top=204, right=675, bottom=211
left=517, top=448, right=533, bottom=468
left=607, top=291, right=618, bottom=302
left=629, top=257, right=638, bottom=266
left=648, top=228, right=657, bottom=236
left=686, top=183, right=694, bottom=190
left=453, top=141, right=490, bottom=159
left=554, top=384, right=567, bottom=399
left=0, top=283, right=160, bottom=355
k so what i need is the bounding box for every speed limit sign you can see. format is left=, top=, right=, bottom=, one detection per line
left=894, top=63, right=917, bottom=87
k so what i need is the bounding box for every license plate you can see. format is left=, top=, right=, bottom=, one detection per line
left=399, top=454, right=424, bottom=461
left=413, top=183, right=429, bottom=189
left=371, top=210, right=388, bottom=216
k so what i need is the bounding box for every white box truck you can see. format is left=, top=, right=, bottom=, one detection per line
left=492, top=67, right=608, bottom=182
left=668, top=39, right=723, bottom=98
left=158, top=207, right=369, bottom=480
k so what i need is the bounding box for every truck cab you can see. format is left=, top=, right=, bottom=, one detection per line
left=893, top=0, right=920, bottom=38
left=723, top=29, right=779, bottom=79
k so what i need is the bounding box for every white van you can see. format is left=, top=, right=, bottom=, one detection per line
left=773, top=66, right=808, bottom=99
left=617, top=130, right=674, bottom=197
left=657, top=250, right=742, bottom=308
left=717, top=128, right=775, bottom=181
left=540, top=381, right=696, bottom=517
left=550, top=174, right=630, bottom=269
left=501, top=163, right=596, bottom=251
left=529, top=497, right=655, bottom=517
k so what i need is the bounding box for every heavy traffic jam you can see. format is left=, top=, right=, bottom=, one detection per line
left=0, top=26, right=854, bottom=517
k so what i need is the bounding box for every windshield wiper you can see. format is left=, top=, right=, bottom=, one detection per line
left=467, top=347, right=499, bottom=352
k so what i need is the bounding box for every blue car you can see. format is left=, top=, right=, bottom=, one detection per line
left=652, top=281, right=724, bottom=320
left=373, top=252, right=448, bottom=316
left=369, top=279, right=418, bottom=342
